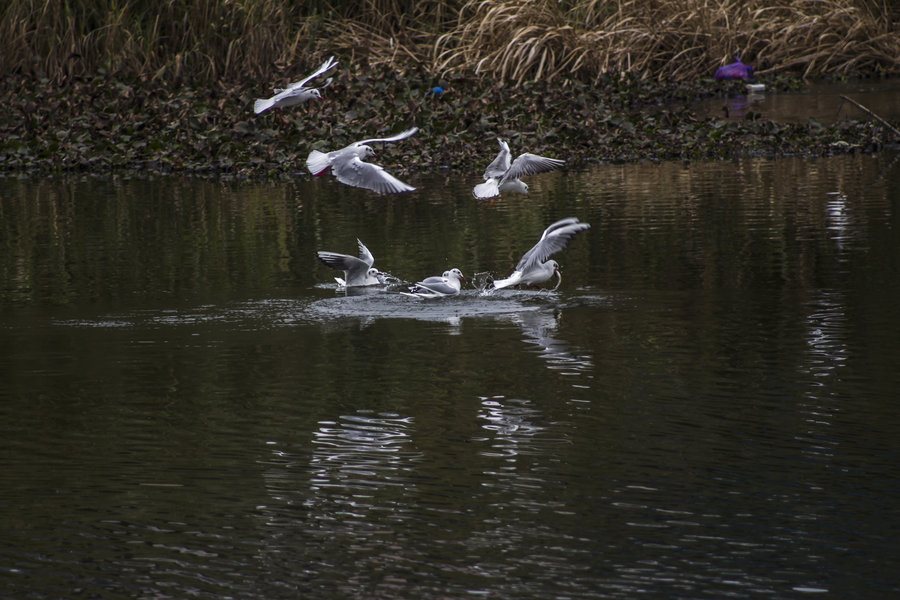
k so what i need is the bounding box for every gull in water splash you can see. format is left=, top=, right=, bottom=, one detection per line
left=491, top=218, right=590, bottom=290
left=317, top=239, right=385, bottom=287
left=473, top=138, right=565, bottom=199
left=306, top=127, right=418, bottom=195
left=401, top=268, right=466, bottom=299
left=254, top=56, right=338, bottom=115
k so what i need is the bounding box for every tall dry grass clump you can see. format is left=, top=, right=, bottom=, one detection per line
left=0, top=0, right=323, bottom=84
left=434, top=0, right=899, bottom=83
left=0, top=0, right=466, bottom=85
left=0, top=0, right=895, bottom=86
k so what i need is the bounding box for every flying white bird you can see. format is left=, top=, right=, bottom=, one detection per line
left=473, top=138, right=565, bottom=199
left=253, top=56, right=338, bottom=115
left=492, top=217, right=590, bottom=290
left=317, top=239, right=385, bottom=287
left=402, top=268, right=466, bottom=298
left=306, top=127, right=418, bottom=195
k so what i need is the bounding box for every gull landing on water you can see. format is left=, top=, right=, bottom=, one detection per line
left=401, top=268, right=466, bottom=299
left=306, top=127, right=418, bottom=195
left=253, top=56, right=338, bottom=115
left=491, top=218, right=590, bottom=290
left=473, top=138, right=565, bottom=200
left=317, top=239, right=385, bottom=287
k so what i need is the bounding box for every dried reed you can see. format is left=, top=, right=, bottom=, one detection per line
left=0, top=0, right=318, bottom=84
left=434, top=0, right=899, bottom=83
left=1, top=0, right=895, bottom=86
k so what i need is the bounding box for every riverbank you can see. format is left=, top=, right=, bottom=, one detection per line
left=3, top=0, right=897, bottom=180
left=1, top=69, right=896, bottom=181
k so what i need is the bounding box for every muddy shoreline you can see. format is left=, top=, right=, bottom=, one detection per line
left=1, top=71, right=896, bottom=181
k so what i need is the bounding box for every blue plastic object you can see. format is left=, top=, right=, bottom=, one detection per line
left=714, top=57, right=754, bottom=81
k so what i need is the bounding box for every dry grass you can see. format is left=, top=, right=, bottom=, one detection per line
left=1, top=0, right=896, bottom=86
left=434, top=0, right=900, bottom=83
left=0, top=0, right=320, bottom=84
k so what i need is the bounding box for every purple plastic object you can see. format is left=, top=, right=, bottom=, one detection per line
left=714, top=57, right=754, bottom=81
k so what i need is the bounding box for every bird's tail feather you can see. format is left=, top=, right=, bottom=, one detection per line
left=491, top=274, right=517, bottom=289
left=473, top=179, right=500, bottom=200
left=253, top=98, right=275, bottom=115
left=306, top=150, right=332, bottom=176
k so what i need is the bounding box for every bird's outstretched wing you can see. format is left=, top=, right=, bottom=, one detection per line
left=483, top=138, right=512, bottom=180
left=333, top=157, right=415, bottom=195
left=284, top=56, right=338, bottom=92
left=502, top=153, right=565, bottom=184
left=317, top=250, right=367, bottom=273
left=516, top=218, right=590, bottom=271
left=356, top=239, right=375, bottom=267
left=357, top=127, right=419, bottom=146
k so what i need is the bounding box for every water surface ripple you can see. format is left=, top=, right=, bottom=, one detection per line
left=2, top=152, right=899, bottom=598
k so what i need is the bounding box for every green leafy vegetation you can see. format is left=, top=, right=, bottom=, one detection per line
left=0, top=0, right=896, bottom=178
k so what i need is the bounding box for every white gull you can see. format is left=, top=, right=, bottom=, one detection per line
left=473, top=138, right=565, bottom=199
left=402, top=268, right=466, bottom=298
left=306, top=127, right=418, bottom=194
left=492, top=217, right=590, bottom=290
left=254, top=56, right=338, bottom=115
left=317, top=239, right=384, bottom=287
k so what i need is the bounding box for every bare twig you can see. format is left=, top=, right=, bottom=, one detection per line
left=840, top=94, right=900, bottom=139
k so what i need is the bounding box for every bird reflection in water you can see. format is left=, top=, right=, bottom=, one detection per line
left=308, top=412, right=421, bottom=496
left=477, top=395, right=545, bottom=460
left=497, top=309, right=593, bottom=381
left=797, top=291, right=847, bottom=462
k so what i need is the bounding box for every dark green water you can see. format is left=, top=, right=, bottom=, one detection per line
left=2, top=152, right=899, bottom=599
left=689, top=78, right=900, bottom=123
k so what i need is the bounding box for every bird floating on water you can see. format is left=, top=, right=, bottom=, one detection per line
left=254, top=56, right=338, bottom=115
left=306, top=127, right=419, bottom=195
left=402, top=268, right=466, bottom=298
left=491, top=217, right=590, bottom=290
left=317, top=239, right=385, bottom=287
left=473, top=138, right=565, bottom=200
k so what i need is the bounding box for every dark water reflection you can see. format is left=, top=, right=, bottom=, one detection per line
left=2, top=150, right=899, bottom=598
left=689, top=78, right=900, bottom=123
